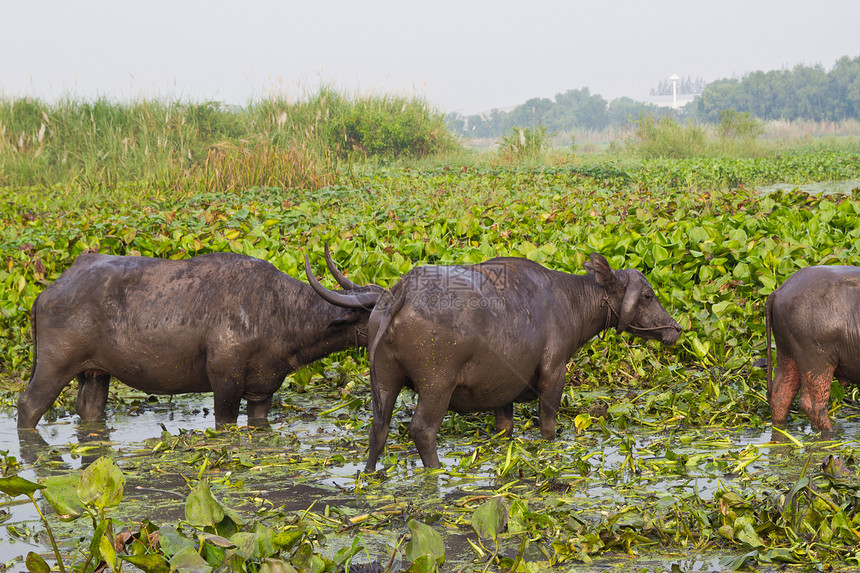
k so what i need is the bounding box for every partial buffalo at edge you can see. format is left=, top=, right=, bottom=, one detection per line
left=766, top=265, right=860, bottom=433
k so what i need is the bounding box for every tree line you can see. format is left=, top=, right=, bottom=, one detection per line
left=446, top=88, right=674, bottom=139
left=694, top=55, right=860, bottom=122
left=447, top=54, right=860, bottom=139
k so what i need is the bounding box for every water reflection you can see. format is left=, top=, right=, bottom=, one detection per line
left=1, top=393, right=859, bottom=568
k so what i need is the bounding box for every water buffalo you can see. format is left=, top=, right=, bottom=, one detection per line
left=305, top=250, right=682, bottom=470
left=18, top=251, right=375, bottom=429
left=766, top=265, right=860, bottom=433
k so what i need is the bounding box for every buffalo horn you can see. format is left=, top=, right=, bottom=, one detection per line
left=304, top=254, right=381, bottom=309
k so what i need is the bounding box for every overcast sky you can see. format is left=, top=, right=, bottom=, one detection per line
left=2, top=1, right=858, bottom=114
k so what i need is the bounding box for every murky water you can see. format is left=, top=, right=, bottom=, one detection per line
left=756, top=178, right=860, bottom=195
left=2, top=389, right=859, bottom=571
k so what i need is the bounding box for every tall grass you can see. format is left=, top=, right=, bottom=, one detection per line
left=0, top=89, right=459, bottom=191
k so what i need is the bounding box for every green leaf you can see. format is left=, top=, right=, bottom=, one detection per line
left=42, top=475, right=85, bottom=521
left=77, top=456, right=125, bottom=511
left=157, top=525, right=196, bottom=558
left=735, top=520, right=764, bottom=549
left=230, top=531, right=277, bottom=560
left=517, top=241, right=537, bottom=257
left=119, top=553, right=171, bottom=573
left=333, top=536, right=363, bottom=565
left=25, top=552, right=51, bottom=573
left=691, top=337, right=710, bottom=359
left=405, top=519, right=445, bottom=566
left=725, top=550, right=758, bottom=571
left=99, top=532, right=118, bottom=572
left=607, top=402, right=634, bottom=418
left=711, top=300, right=738, bottom=317
left=185, top=480, right=225, bottom=530
left=651, top=243, right=669, bottom=264
left=198, top=532, right=236, bottom=549
left=273, top=530, right=304, bottom=550
left=405, top=554, right=438, bottom=573
left=89, top=518, right=115, bottom=569
left=574, top=413, right=592, bottom=433
left=733, top=261, right=750, bottom=279
left=471, top=497, right=508, bottom=541
left=764, top=547, right=800, bottom=563
left=169, top=546, right=213, bottom=573
left=0, top=475, right=45, bottom=497
left=688, top=226, right=709, bottom=243
left=758, top=274, right=776, bottom=290
left=258, top=558, right=299, bottom=573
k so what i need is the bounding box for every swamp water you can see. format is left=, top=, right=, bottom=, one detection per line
left=1, top=387, right=859, bottom=572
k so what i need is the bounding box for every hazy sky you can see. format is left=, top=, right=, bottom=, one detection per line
left=2, top=1, right=858, bottom=114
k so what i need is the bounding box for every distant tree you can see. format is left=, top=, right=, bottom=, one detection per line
left=445, top=113, right=465, bottom=135
left=715, top=109, right=764, bottom=140
left=694, top=56, right=860, bottom=122
left=608, top=97, right=669, bottom=127
left=830, top=55, right=860, bottom=118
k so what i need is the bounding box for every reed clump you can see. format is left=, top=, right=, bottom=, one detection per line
left=0, top=89, right=458, bottom=192
left=178, top=140, right=337, bottom=193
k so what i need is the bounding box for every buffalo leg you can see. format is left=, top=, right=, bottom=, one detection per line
left=409, top=382, right=455, bottom=469
left=537, top=367, right=566, bottom=440
left=494, top=404, right=514, bottom=437
left=75, top=372, right=111, bottom=421
left=798, top=364, right=836, bottom=433
left=246, top=396, right=272, bottom=424
left=770, top=354, right=800, bottom=426
left=208, top=358, right=243, bottom=427
left=365, top=353, right=406, bottom=472
left=17, top=358, right=80, bottom=428
left=212, top=388, right=242, bottom=427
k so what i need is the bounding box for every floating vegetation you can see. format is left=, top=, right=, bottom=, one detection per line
left=2, top=152, right=860, bottom=570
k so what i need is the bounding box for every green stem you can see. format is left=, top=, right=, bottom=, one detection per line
left=505, top=534, right=529, bottom=573
left=27, top=493, right=67, bottom=573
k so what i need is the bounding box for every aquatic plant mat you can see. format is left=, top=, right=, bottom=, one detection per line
left=3, top=380, right=860, bottom=572
left=2, top=154, right=860, bottom=571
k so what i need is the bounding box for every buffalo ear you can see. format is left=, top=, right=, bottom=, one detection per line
left=584, top=253, right=618, bottom=288
left=617, top=273, right=643, bottom=333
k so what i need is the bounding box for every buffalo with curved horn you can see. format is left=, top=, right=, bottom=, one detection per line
left=305, top=249, right=682, bottom=471
left=18, top=250, right=376, bottom=429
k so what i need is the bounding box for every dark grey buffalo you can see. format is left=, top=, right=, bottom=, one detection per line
left=766, top=265, right=860, bottom=433
left=305, top=251, right=682, bottom=470
left=18, top=252, right=373, bottom=429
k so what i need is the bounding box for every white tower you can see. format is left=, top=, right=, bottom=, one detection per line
left=669, top=74, right=680, bottom=109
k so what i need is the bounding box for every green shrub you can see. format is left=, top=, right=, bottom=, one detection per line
left=630, top=115, right=707, bottom=158
left=336, top=96, right=458, bottom=159
left=716, top=109, right=764, bottom=141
